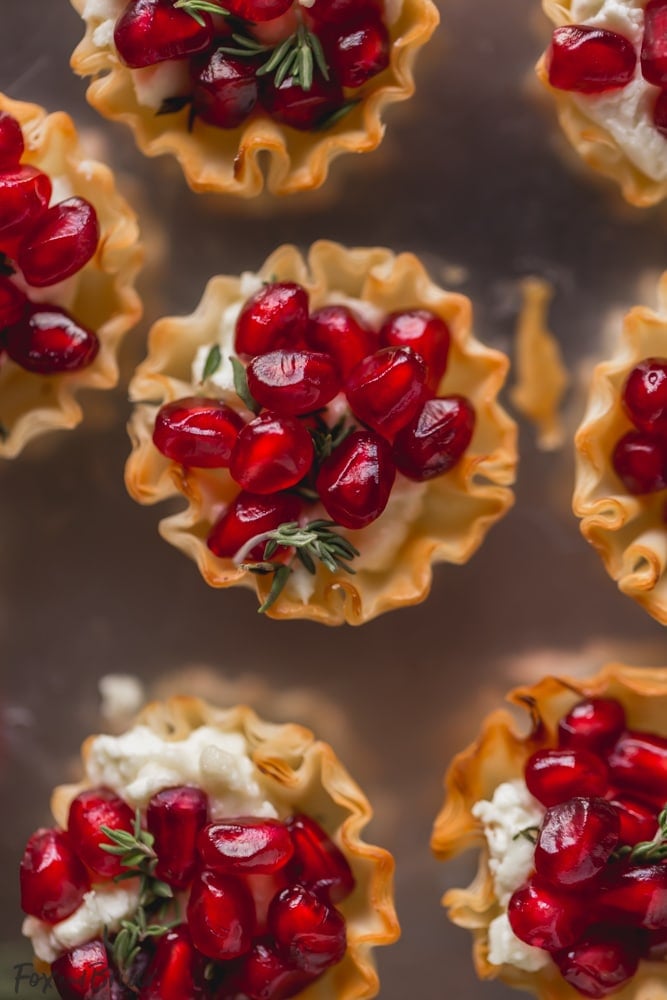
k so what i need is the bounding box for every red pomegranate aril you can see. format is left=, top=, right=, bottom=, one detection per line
left=323, top=12, right=390, bottom=88
left=525, top=748, right=609, bottom=807
left=20, top=828, right=90, bottom=924
left=269, top=885, right=347, bottom=974
left=534, top=797, right=620, bottom=889
left=307, top=305, right=377, bottom=379
left=246, top=350, right=341, bottom=416
left=558, top=697, right=627, bottom=755
left=236, top=283, right=310, bottom=358
left=608, top=794, right=658, bottom=846
left=622, top=358, right=667, bottom=434
left=0, top=275, right=26, bottom=328
left=191, top=51, right=259, bottom=129
left=547, top=26, right=637, bottom=93
left=379, top=309, right=450, bottom=392
left=554, top=930, right=641, bottom=998
left=207, top=490, right=303, bottom=560
left=612, top=430, right=667, bottom=494
left=225, top=0, right=293, bottom=21
left=260, top=75, right=344, bottom=132
left=68, top=787, right=135, bottom=879
left=198, top=818, right=294, bottom=875
left=51, top=940, right=114, bottom=1000
left=0, top=113, right=24, bottom=169
left=5, top=304, right=99, bottom=374
left=641, top=0, right=667, bottom=86
left=230, top=412, right=314, bottom=494
left=229, top=941, right=316, bottom=1000
left=187, top=869, right=255, bottom=961
left=114, top=0, right=214, bottom=68
left=601, top=863, right=667, bottom=929
left=393, top=395, right=475, bottom=481
left=655, top=89, right=667, bottom=136
left=139, top=925, right=206, bottom=1000
left=18, top=197, right=99, bottom=288
left=147, top=785, right=208, bottom=890
left=346, top=346, right=427, bottom=441
left=246, top=870, right=291, bottom=936
left=0, top=165, right=51, bottom=245
left=287, top=814, right=355, bottom=904
left=307, top=0, right=383, bottom=28
left=508, top=877, right=590, bottom=952
left=316, top=429, right=396, bottom=530
left=153, top=397, right=245, bottom=468
left=608, top=730, right=667, bottom=807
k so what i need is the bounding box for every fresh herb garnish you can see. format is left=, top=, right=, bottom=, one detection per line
left=231, top=355, right=261, bottom=414
left=217, top=15, right=329, bottom=92
left=512, top=825, right=540, bottom=845
left=202, top=344, right=223, bottom=382
left=612, top=805, right=667, bottom=864
left=173, top=0, right=229, bottom=26
left=314, top=98, right=361, bottom=131
left=308, top=414, right=352, bottom=463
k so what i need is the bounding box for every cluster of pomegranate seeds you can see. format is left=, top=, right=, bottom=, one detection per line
left=113, top=0, right=390, bottom=133
left=0, top=111, right=101, bottom=377
left=506, top=695, right=667, bottom=997
left=20, top=782, right=355, bottom=1000
left=612, top=357, right=667, bottom=497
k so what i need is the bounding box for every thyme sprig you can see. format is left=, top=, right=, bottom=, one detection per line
left=218, top=15, right=329, bottom=91
left=173, top=0, right=229, bottom=26
left=612, top=805, right=667, bottom=864
left=308, top=414, right=353, bottom=463
left=240, top=519, right=360, bottom=613
left=512, top=825, right=540, bottom=845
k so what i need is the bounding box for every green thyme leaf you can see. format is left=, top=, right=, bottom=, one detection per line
left=512, top=825, right=539, bottom=845
left=202, top=343, right=222, bottom=381
left=173, top=0, right=230, bottom=25
left=314, top=98, right=361, bottom=132
left=231, top=356, right=261, bottom=414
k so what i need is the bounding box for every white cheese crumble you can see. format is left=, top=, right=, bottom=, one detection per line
left=192, top=271, right=265, bottom=394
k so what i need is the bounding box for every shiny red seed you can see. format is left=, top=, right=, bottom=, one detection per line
left=558, top=698, right=627, bottom=755
left=114, top=0, right=214, bottom=68
left=622, top=358, right=667, bottom=433
left=642, top=0, right=667, bottom=86
left=323, top=11, right=390, bottom=88
left=5, top=304, right=99, bottom=374
left=225, top=0, right=293, bottom=20
left=18, top=197, right=99, bottom=287
left=207, top=490, right=303, bottom=561
left=186, top=870, right=255, bottom=961
left=0, top=112, right=24, bottom=169
left=0, top=275, right=27, bottom=328
left=379, top=309, right=451, bottom=391
left=198, top=818, right=294, bottom=875
left=608, top=794, right=658, bottom=845
left=307, top=0, right=383, bottom=28
left=0, top=165, right=51, bottom=247
left=146, top=786, right=208, bottom=890
left=307, top=305, right=377, bottom=379
left=525, top=748, right=609, bottom=807
left=20, top=828, right=90, bottom=924
left=547, top=26, right=637, bottom=93
left=191, top=51, right=259, bottom=129
left=345, top=346, right=427, bottom=441
left=268, top=885, right=347, bottom=974
left=51, top=940, right=115, bottom=1000
left=508, top=877, right=591, bottom=952
left=67, top=787, right=135, bottom=879
left=139, top=925, right=206, bottom=1000
left=153, top=397, right=245, bottom=468
left=534, top=797, right=620, bottom=889
left=236, top=283, right=309, bottom=358
left=601, top=863, right=667, bottom=929
left=608, top=730, right=667, bottom=807
left=260, top=75, right=344, bottom=132
left=246, top=349, right=341, bottom=416
left=230, top=412, right=314, bottom=494
left=287, top=814, right=355, bottom=904
left=227, top=941, right=316, bottom=1000
left=316, top=429, right=396, bottom=530
left=245, top=869, right=291, bottom=937
left=554, top=930, right=641, bottom=998
left=655, top=89, right=667, bottom=136
left=393, top=395, right=475, bottom=481
left=612, top=430, right=667, bottom=494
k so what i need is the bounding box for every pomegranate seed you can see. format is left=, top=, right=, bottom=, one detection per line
left=316, top=429, right=396, bottom=529
left=323, top=11, right=390, bottom=88
left=393, top=395, right=475, bottom=481
left=228, top=941, right=316, bottom=1000
left=51, top=940, right=114, bottom=1000
left=269, top=886, right=347, bottom=974
left=187, top=870, right=255, bottom=960
left=198, top=818, right=294, bottom=875
left=146, top=785, right=208, bottom=890
left=153, top=397, right=245, bottom=468
left=260, top=75, right=344, bottom=132
left=525, top=748, right=609, bottom=807
left=68, top=787, right=135, bottom=879
left=226, top=0, right=293, bottom=20
left=235, top=283, right=309, bottom=358
left=0, top=275, right=27, bottom=327
left=0, top=113, right=24, bottom=170
left=608, top=795, right=658, bottom=845
left=379, top=309, right=450, bottom=392
left=20, top=828, right=90, bottom=924
left=508, top=877, right=591, bottom=952
left=286, top=815, right=355, bottom=904
left=534, top=797, right=620, bottom=889
left=654, top=89, right=667, bottom=136
left=18, top=197, right=99, bottom=288
left=554, top=930, right=641, bottom=998
left=191, top=51, right=259, bottom=129
left=612, top=430, right=667, bottom=494
left=139, top=925, right=206, bottom=1000
left=307, top=305, right=377, bottom=379
left=5, top=304, right=99, bottom=374
left=114, top=0, right=214, bottom=68
left=558, top=698, right=627, bottom=755
left=0, top=165, right=51, bottom=247
left=547, top=26, right=637, bottom=93
left=608, top=730, right=667, bottom=807
left=642, top=0, right=667, bottom=86
left=230, top=412, right=314, bottom=494
left=345, top=346, right=427, bottom=441
left=622, top=358, right=667, bottom=433
left=207, top=490, right=303, bottom=560
left=246, top=349, right=341, bottom=416
left=601, top=863, right=667, bottom=929
left=308, top=0, right=383, bottom=28
left=245, top=869, right=291, bottom=936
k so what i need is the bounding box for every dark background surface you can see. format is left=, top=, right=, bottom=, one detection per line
left=1, top=0, right=667, bottom=996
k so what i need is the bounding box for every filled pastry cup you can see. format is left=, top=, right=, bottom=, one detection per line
left=22, top=695, right=399, bottom=998
left=536, top=0, right=667, bottom=207
left=573, top=273, right=667, bottom=625
left=431, top=664, right=667, bottom=1000
left=0, top=94, right=142, bottom=458
left=69, top=0, right=439, bottom=197
left=125, top=240, right=517, bottom=626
